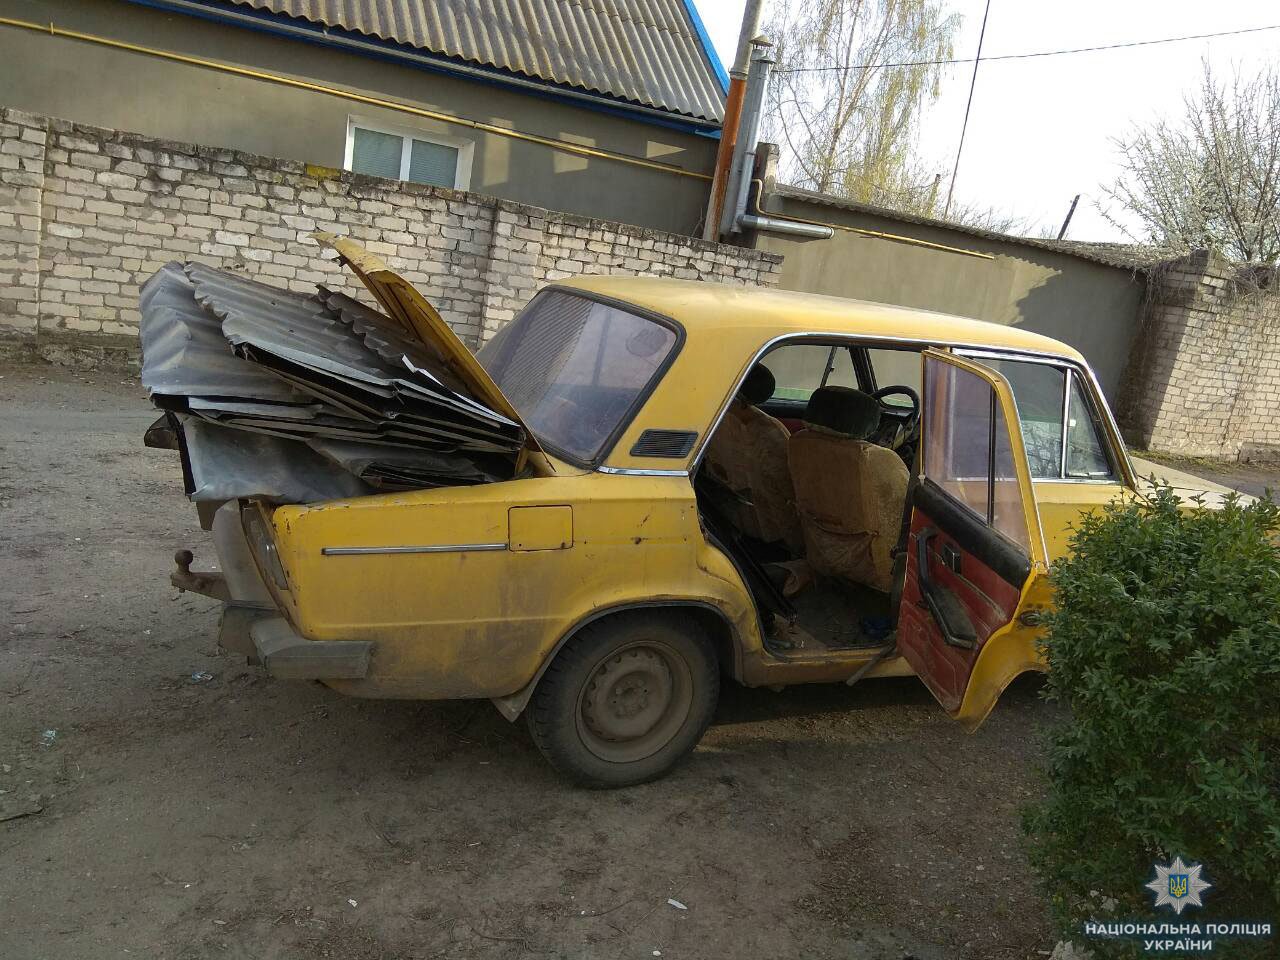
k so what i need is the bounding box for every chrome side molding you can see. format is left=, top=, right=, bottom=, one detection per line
left=321, top=542, right=508, bottom=556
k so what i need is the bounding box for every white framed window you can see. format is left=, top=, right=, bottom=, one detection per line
left=343, top=116, right=473, bottom=190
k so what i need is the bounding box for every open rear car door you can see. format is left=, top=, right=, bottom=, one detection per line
left=895, top=349, right=1050, bottom=729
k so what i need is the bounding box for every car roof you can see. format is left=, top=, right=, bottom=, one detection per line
left=554, top=275, right=1087, bottom=363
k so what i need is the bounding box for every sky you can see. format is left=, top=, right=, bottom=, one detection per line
left=693, top=0, right=1280, bottom=242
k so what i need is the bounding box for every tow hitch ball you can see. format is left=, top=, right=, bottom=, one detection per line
left=170, top=549, right=230, bottom=602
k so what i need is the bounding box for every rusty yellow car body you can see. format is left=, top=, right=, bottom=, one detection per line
left=137, top=234, right=1153, bottom=785
left=239, top=263, right=1136, bottom=742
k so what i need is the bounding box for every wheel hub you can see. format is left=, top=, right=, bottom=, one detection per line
left=581, top=648, right=674, bottom=742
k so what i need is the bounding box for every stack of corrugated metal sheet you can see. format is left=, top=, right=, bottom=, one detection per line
left=139, top=261, right=523, bottom=502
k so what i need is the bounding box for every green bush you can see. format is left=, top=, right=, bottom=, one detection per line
left=1023, top=485, right=1280, bottom=957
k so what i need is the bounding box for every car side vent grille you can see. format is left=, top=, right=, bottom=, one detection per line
left=630, top=429, right=697, bottom=458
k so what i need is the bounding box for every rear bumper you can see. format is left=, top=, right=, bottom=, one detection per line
left=172, top=502, right=372, bottom=681
left=213, top=602, right=375, bottom=682
left=249, top=617, right=374, bottom=680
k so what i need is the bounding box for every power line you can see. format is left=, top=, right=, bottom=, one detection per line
left=774, top=22, right=1280, bottom=74
left=944, top=0, right=991, bottom=218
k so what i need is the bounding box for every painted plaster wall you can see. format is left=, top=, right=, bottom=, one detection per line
left=754, top=194, right=1146, bottom=401
left=0, top=0, right=717, bottom=233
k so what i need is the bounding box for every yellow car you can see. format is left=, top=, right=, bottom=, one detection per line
left=149, top=238, right=1136, bottom=787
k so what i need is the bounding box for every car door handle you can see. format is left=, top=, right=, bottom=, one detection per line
left=940, top=542, right=962, bottom=574
left=915, top=528, right=978, bottom=650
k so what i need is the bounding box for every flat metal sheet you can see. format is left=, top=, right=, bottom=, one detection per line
left=236, top=347, right=520, bottom=448
left=185, top=398, right=326, bottom=420
left=177, top=414, right=374, bottom=503
left=307, top=438, right=511, bottom=488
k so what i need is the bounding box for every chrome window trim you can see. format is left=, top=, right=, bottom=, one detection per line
left=955, top=348, right=1074, bottom=367
left=1031, top=476, right=1129, bottom=486
left=681, top=330, right=1135, bottom=566
left=690, top=332, right=1118, bottom=472
left=1059, top=369, right=1073, bottom=480
left=596, top=465, right=690, bottom=477
left=321, top=542, right=508, bottom=556
left=651, top=329, right=1132, bottom=491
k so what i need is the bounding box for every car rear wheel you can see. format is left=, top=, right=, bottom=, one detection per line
left=526, top=613, right=719, bottom=788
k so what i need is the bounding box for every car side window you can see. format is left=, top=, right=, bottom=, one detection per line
left=759, top=344, right=856, bottom=402
left=968, top=356, right=1116, bottom=482
left=865, top=348, right=922, bottom=407
left=923, top=357, right=1030, bottom=551
left=974, top=359, right=1066, bottom=479
left=925, top=359, right=992, bottom=518
left=1065, top=376, right=1113, bottom=478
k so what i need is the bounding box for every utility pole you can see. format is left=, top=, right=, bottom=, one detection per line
left=927, top=173, right=942, bottom=212
left=1057, top=194, right=1081, bottom=240
left=703, top=0, right=765, bottom=241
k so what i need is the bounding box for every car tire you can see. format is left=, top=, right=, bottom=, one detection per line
left=526, top=613, right=720, bottom=788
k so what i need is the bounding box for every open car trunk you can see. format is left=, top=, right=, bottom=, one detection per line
left=140, top=235, right=538, bottom=505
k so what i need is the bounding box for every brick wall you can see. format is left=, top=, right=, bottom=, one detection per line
left=0, top=108, right=781, bottom=349
left=0, top=111, right=44, bottom=331
left=1118, top=250, right=1280, bottom=461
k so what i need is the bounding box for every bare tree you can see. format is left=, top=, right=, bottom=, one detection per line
left=942, top=199, right=1036, bottom=236
left=1101, top=63, right=1280, bottom=263
left=764, top=0, right=959, bottom=203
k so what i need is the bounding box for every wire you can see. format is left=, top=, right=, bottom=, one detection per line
left=943, top=0, right=991, bottom=218
left=774, top=22, right=1280, bottom=74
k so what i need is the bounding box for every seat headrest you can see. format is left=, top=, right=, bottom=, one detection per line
left=804, top=386, right=880, bottom=439
left=739, top=364, right=775, bottom=406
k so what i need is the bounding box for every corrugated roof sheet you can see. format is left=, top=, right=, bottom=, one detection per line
left=222, top=0, right=726, bottom=122
left=773, top=185, right=1160, bottom=271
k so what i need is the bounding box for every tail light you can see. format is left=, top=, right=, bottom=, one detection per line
left=242, top=503, right=289, bottom=592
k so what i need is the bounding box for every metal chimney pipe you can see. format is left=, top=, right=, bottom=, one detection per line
left=723, top=46, right=774, bottom=237
left=738, top=215, right=833, bottom=239
left=701, top=0, right=765, bottom=241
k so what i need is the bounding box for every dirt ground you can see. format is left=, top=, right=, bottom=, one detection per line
left=1, top=362, right=1062, bottom=960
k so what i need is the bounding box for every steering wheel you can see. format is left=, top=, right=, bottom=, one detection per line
left=871, top=385, right=921, bottom=450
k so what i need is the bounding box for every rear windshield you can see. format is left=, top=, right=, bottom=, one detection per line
left=476, top=291, right=679, bottom=463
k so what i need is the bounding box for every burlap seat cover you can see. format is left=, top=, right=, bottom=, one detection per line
left=788, top=425, right=910, bottom=592
left=704, top=401, right=803, bottom=549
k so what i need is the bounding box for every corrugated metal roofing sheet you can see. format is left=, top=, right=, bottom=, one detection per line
left=140, top=260, right=525, bottom=499
left=773, top=185, right=1156, bottom=271
left=223, top=0, right=726, bottom=122
left=139, top=262, right=310, bottom=403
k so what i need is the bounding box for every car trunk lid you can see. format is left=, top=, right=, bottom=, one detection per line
left=314, top=232, right=542, bottom=458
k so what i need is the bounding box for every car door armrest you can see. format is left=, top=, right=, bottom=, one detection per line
left=915, top=528, right=978, bottom=649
